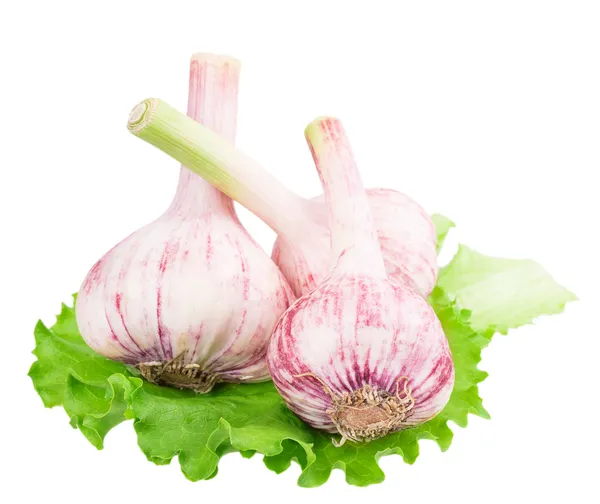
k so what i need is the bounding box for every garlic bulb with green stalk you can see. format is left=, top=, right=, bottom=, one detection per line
left=127, top=99, right=437, bottom=298
left=76, top=54, right=293, bottom=392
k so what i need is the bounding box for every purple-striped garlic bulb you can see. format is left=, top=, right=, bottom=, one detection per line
left=267, top=118, right=454, bottom=444
left=76, top=54, right=293, bottom=393
left=127, top=101, right=437, bottom=299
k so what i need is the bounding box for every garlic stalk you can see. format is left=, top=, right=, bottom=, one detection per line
left=267, top=118, right=454, bottom=443
left=127, top=99, right=437, bottom=298
left=76, top=54, right=293, bottom=393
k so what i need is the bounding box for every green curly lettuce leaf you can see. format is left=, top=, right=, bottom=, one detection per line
left=438, top=245, right=577, bottom=333
left=28, top=215, right=575, bottom=486
left=28, top=298, right=142, bottom=448
left=131, top=381, right=314, bottom=481
left=432, top=213, right=456, bottom=254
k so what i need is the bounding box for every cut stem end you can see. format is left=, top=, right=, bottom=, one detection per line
left=190, top=52, right=241, bottom=70
left=127, top=98, right=158, bottom=135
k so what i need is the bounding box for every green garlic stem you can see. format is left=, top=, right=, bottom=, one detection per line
left=128, top=98, right=310, bottom=235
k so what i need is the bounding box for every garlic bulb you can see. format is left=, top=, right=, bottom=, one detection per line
left=127, top=99, right=437, bottom=298
left=76, top=54, right=293, bottom=392
left=267, top=118, right=454, bottom=443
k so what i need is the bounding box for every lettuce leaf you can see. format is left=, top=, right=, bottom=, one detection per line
left=28, top=215, right=575, bottom=486
left=432, top=213, right=455, bottom=254
left=438, top=245, right=577, bottom=333
left=132, top=381, right=314, bottom=481
left=28, top=299, right=141, bottom=449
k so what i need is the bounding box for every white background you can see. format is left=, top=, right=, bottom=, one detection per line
left=1, top=1, right=598, bottom=502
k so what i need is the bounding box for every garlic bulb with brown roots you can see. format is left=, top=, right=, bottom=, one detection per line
left=76, top=54, right=293, bottom=393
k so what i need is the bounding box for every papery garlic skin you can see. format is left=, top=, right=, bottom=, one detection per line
left=77, top=54, right=293, bottom=391
left=267, top=117, right=454, bottom=442
left=77, top=213, right=292, bottom=382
